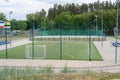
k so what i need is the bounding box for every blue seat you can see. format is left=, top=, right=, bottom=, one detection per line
left=116, top=42, right=120, bottom=45
left=0, top=41, right=10, bottom=45
left=112, top=42, right=120, bottom=47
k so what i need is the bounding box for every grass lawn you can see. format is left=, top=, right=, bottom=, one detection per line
left=112, top=36, right=120, bottom=40
left=1, top=67, right=120, bottom=80
left=0, top=41, right=102, bottom=61
left=13, top=73, right=120, bottom=80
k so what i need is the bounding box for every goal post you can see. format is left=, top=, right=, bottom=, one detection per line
left=25, top=45, right=46, bottom=59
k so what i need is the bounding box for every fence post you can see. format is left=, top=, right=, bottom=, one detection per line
left=88, top=29, right=91, bottom=61
left=32, top=14, right=35, bottom=59
left=5, top=27, right=8, bottom=59
left=60, top=28, right=62, bottom=60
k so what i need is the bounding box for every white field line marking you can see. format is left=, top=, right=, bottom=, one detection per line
left=68, top=55, right=74, bottom=59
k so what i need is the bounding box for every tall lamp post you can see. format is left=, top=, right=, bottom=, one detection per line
left=9, top=11, right=13, bottom=47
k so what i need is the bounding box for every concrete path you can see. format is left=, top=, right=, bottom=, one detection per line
left=0, top=38, right=31, bottom=51
left=0, top=59, right=115, bottom=68
left=94, top=37, right=120, bottom=62
left=0, top=59, right=120, bottom=73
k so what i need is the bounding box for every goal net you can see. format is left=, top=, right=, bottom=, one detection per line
left=25, top=45, right=46, bottom=59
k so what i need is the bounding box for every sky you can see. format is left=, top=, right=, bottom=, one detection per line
left=0, top=0, right=115, bottom=20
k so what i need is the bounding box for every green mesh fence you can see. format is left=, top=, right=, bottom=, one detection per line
left=40, top=30, right=102, bottom=36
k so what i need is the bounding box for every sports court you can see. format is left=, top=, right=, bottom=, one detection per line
left=0, top=37, right=102, bottom=61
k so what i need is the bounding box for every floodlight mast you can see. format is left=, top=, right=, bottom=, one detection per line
left=9, top=11, right=13, bottom=47
left=115, top=0, right=119, bottom=64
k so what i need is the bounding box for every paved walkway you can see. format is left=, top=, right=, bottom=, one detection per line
left=0, top=59, right=120, bottom=73
left=0, top=38, right=31, bottom=51
left=94, top=37, right=120, bottom=62
left=0, top=59, right=115, bottom=68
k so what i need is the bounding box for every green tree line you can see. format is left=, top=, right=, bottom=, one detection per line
left=26, top=0, right=119, bottom=35
left=0, top=0, right=119, bottom=35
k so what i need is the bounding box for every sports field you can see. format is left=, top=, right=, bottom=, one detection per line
left=0, top=41, right=102, bottom=61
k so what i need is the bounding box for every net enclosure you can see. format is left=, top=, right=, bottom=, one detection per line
left=39, top=30, right=102, bottom=36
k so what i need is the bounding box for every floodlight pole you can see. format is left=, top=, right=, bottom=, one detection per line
left=9, top=11, right=13, bottom=47
left=115, top=0, right=119, bottom=64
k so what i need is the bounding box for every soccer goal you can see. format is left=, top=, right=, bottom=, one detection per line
left=25, top=45, right=46, bottom=59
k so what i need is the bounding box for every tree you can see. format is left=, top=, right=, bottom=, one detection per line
left=39, top=9, right=46, bottom=17
left=55, top=12, right=74, bottom=30
left=57, top=4, right=64, bottom=15
left=94, top=0, right=101, bottom=10
left=11, top=19, right=27, bottom=30
left=68, top=3, right=77, bottom=14
left=0, top=13, right=7, bottom=21
left=48, top=7, right=54, bottom=20
left=89, top=3, right=94, bottom=12
left=26, top=9, right=47, bottom=30
left=80, top=4, right=89, bottom=13
left=26, top=13, right=34, bottom=29
left=25, top=1, right=117, bottom=35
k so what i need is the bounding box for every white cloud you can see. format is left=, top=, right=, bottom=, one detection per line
left=40, top=0, right=115, bottom=4
left=0, top=0, right=52, bottom=20
left=0, top=0, right=116, bottom=20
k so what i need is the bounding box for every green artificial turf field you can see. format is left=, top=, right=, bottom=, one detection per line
left=0, top=41, right=102, bottom=61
